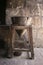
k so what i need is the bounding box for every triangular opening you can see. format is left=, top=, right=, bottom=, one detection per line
left=16, top=30, right=23, bottom=37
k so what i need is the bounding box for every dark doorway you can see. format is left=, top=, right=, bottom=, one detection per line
left=0, top=0, right=6, bottom=25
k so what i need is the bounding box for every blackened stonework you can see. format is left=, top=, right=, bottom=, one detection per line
left=0, top=0, right=6, bottom=25
left=0, top=39, right=8, bottom=57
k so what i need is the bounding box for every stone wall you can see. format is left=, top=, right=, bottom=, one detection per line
left=6, top=0, right=43, bottom=47
left=6, top=0, right=24, bottom=8
left=32, top=17, right=43, bottom=48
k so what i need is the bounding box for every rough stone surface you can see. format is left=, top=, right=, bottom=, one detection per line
left=6, top=0, right=43, bottom=47
left=0, top=48, right=43, bottom=65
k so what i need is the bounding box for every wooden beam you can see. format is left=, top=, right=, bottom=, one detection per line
left=15, top=40, right=27, bottom=43
left=13, top=48, right=30, bottom=52
left=13, top=26, right=29, bottom=30
left=27, top=25, right=34, bottom=59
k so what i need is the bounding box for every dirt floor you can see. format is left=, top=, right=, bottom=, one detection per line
left=0, top=48, right=43, bottom=65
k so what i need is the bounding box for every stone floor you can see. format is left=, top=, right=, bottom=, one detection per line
left=0, top=48, right=43, bottom=65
